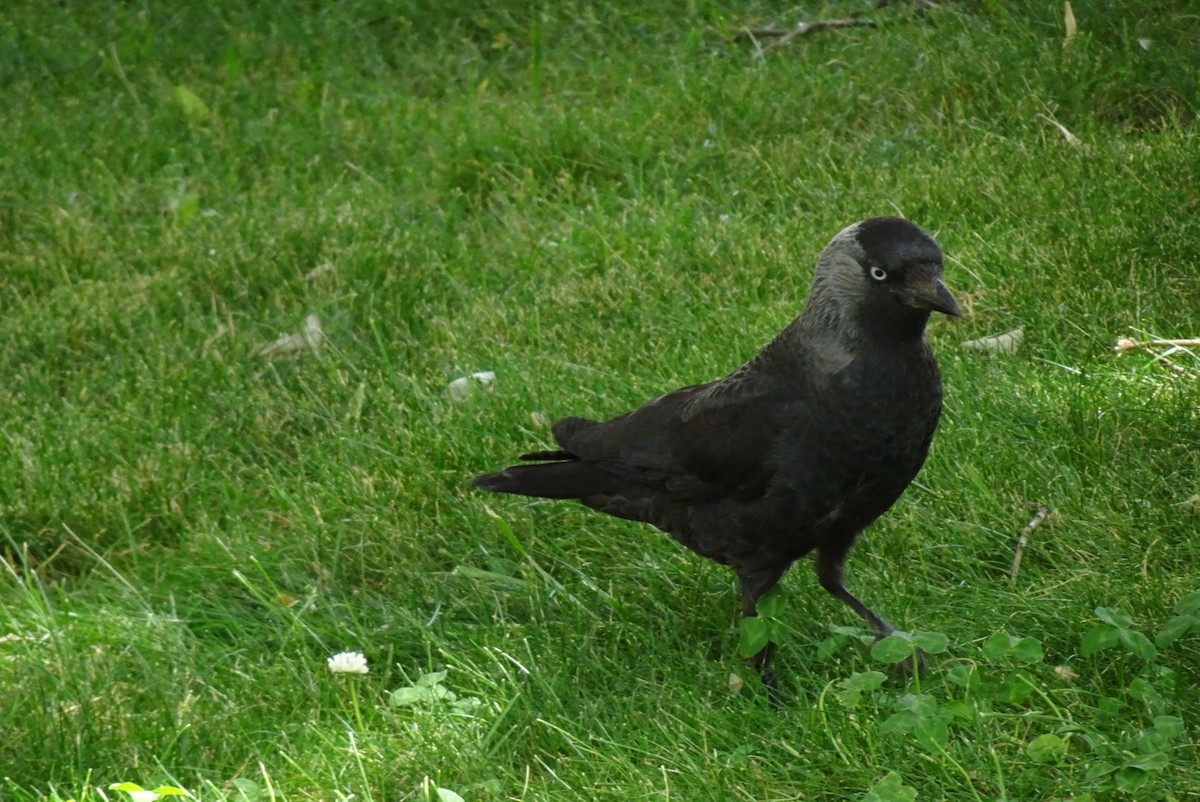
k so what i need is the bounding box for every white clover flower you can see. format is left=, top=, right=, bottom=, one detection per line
left=328, top=651, right=369, bottom=674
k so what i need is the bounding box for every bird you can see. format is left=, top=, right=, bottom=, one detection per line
left=473, top=216, right=960, bottom=690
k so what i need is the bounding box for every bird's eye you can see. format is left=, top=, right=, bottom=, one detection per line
left=869, top=266, right=888, bottom=282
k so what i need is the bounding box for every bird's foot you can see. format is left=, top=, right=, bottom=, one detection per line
left=760, top=668, right=784, bottom=707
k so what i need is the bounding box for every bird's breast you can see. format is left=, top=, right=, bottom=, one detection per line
left=792, top=351, right=941, bottom=505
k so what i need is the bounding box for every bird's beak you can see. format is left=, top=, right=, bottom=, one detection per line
left=905, top=274, right=961, bottom=318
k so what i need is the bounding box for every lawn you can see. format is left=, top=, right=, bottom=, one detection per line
left=1, top=1, right=1198, bottom=800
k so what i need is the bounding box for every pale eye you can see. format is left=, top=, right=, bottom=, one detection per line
left=869, top=266, right=888, bottom=282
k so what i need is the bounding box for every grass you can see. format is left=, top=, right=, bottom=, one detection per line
left=1, top=1, right=1199, bottom=800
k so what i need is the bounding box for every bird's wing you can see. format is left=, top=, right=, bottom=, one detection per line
left=558, top=373, right=804, bottom=501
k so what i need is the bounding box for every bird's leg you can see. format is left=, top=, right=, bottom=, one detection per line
left=739, top=570, right=786, bottom=700
left=814, top=546, right=895, bottom=636
left=815, top=546, right=926, bottom=673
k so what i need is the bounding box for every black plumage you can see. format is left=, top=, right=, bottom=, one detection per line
left=474, top=217, right=960, bottom=687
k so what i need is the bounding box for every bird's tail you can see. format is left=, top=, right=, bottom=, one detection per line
left=472, top=452, right=612, bottom=500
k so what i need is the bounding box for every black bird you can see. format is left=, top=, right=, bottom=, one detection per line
left=474, top=217, right=960, bottom=687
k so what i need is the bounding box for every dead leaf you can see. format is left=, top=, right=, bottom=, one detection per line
left=257, top=314, right=324, bottom=357
left=302, top=314, right=323, bottom=349
left=447, top=370, right=497, bottom=401
left=1063, top=2, right=1077, bottom=46
left=304, top=261, right=336, bottom=282
left=447, top=378, right=469, bottom=401
left=962, top=327, right=1024, bottom=354
left=1054, top=665, right=1080, bottom=682
left=1040, top=114, right=1082, bottom=147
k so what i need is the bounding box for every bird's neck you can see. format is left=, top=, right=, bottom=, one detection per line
left=859, top=303, right=933, bottom=343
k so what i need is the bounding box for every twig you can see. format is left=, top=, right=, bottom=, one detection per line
left=742, top=20, right=874, bottom=37
left=734, top=0, right=942, bottom=56
left=1114, top=337, right=1199, bottom=377
left=1010, top=507, right=1049, bottom=583
left=1151, top=353, right=1189, bottom=376
left=1114, top=337, right=1200, bottom=353
left=740, top=19, right=876, bottom=56
left=868, top=0, right=940, bottom=11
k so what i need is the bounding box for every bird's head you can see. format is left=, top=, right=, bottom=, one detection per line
left=808, top=217, right=961, bottom=341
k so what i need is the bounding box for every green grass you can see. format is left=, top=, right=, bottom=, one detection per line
left=2, top=1, right=1199, bottom=800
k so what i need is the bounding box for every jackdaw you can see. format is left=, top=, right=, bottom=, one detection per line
left=473, top=216, right=960, bottom=688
